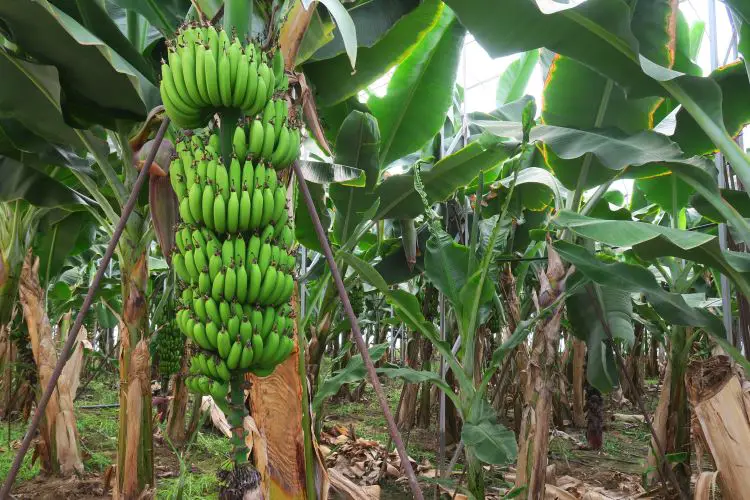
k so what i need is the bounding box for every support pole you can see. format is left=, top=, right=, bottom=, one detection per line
left=0, top=117, right=170, bottom=499
left=292, top=161, right=424, bottom=500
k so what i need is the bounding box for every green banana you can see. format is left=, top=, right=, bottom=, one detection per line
left=247, top=235, right=261, bottom=263
left=227, top=190, right=239, bottom=233
left=261, top=99, right=275, bottom=126
left=258, top=243, right=271, bottom=276
left=232, top=53, right=249, bottom=107
left=241, top=57, right=259, bottom=112
left=198, top=270, right=210, bottom=295
left=224, top=265, right=236, bottom=300
left=160, top=64, right=194, bottom=116
left=221, top=239, right=233, bottom=267
left=239, top=190, right=252, bottom=231
left=193, top=322, right=212, bottom=350
left=250, top=308, right=263, bottom=334
left=219, top=301, right=231, bottom=326
left=213, top=195, right=227, bottom=233
left=226, top=338, right=242, bottom=369
left=228, top=38, right=241, bottom=83
left=273, top=212, right=289, bottom=239
left=173, top=254, right=191, bottom=282
left=206, top=297, right=222, bottom=325
left=260, top=188, right=274, bottom=227
left=273, top=98, right=286, bottom=139
left=258, top=266, right=277, bottom=304
left=248, top=263, right=262, bottom=303
left=260, top=122, right=276, bottom=158
left=273, top=336, right=294, bottom=366
left=251, top=334, right=264, bottom=366
left=218, top=49, right=232, bottom=107
left=239, top=342, right=254, bottom=370
left=184, top=249, right=199, bottom=280
left=206, top=355, right=220, bottom=379
left=216, top=329, right=232, bottom=359
left=211, top=269, right=225, bottom=302
left=215, top=358, right=231, bottom=382
left=277, top=273, right=295, bottom=305
left=202, top=183, right=215, bottom=229
left=248, top=75, right=267, bottom=116
left=181, top=41, right=202, bottom=107
left=248, top=120, right=264, bottom=157
left=169, top=49, right=200, bottom=108
left=233, top=237, right=246, bottom=267
left=279, top=224, right=293, bottom=250
left=204, top=48, right=221, bottom=106
left=215, top=162, right=230, bottom=199
left=261, top=306, right=275, bottom=338
left=241, top=159, right=254, bottom=190
left=205, top=321, right=219, bottom=349
left=229, top=156, right=242, bottom=192
left=240, top=318, right=253, bottom=344
left=260, top=224, right=275, bottom=243
left=259, top=332, right=280, bottom=366
left=228, top=315, right=240, bottom=338
left=218, top=28, right=230, bottom=52
left=253, top=161, right=266, bottom=190
left=208, top=253, right=222, bottom=280
left=280, top=128, right=301, bottom=167
left=169, top=158, right=186, bottom=201
left=180, top=198, right=195, bottom=225
left=195, top=43, right=210, bottom=104
left=233, top=124, right=247, bottom=159
left=270, top=125, right=290, bottom=166
left=246, top=187, right=261, bottom=230
left=265, top=166, right=278, bottom=191
left=268, top=271, right=287, bottom=306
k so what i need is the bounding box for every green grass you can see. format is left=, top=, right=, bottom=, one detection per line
left=0, top=421, right=41, bottom=482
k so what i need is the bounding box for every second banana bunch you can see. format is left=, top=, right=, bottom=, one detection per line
left=169, top=128, right=298, bottom=400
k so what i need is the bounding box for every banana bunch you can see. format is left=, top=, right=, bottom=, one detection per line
left=159, top=22, right=289, bottom=129
left=169, top=131, right=298, bottom=397
left=152, top=320, right=184, bottom=376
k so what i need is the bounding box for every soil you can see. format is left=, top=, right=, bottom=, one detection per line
left=2, top=378, right=680, bottom=499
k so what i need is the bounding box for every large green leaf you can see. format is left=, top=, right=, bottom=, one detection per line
left=567, top=282, right=633, bottom=393
left=0, top=1, right=153, bottom=125
left=311, top=0, right=420, bottom=61
left=671, top=62, right=750, bottom=156
left=496, top=50, right=539, bottom=106
left=553, top=240, right=725, bottom=336
left=0, top=157, right=87, bottom=207
left=370, top=10, right=465, bottom=166
left=303, top=0, right=443, bottom=106
left=424, top=228, right=469, bottom=307
left=444, top=0, right=750, bottom=193
left=52, top=0, right=156, bottom=82
left=541, top=54, right=658, bottom=189
left=462, top=399, right=517, bottom=465
left=108, top=0, right=189, bottom=35
left=691, top=189, right=750, bottom=222
left=34, top=210, right=95, bottom=281
left=552, top=211, right=750, bottom=296
left=0, top=55, right=84, bottom=148
left=373, top=138, right=513, bottom=219
left=329, top=111, right=380, bottom=244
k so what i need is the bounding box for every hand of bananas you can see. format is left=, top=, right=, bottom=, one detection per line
left=161, top=23, right=301, bottom=400
left=160, top=22, right=289, bottom=129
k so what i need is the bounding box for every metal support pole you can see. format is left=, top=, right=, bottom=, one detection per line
left=709, top=0, right=734, bottom=345
left=292, top=161, right=424, bottom=500
left=0, top=117, right=170, bottom=499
